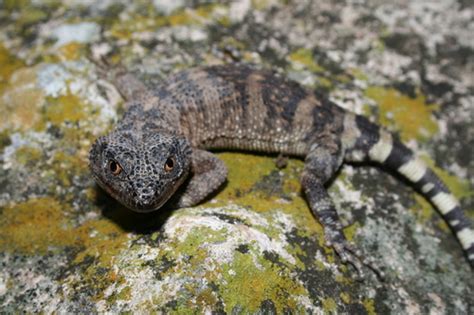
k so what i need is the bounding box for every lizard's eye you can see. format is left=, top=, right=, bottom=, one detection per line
left=109, top=160, right=123, bottom=176
left=164, top=156, right=175, bottom=172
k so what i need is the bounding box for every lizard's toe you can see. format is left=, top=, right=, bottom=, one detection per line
left=329, top=234, right=385, bottom=281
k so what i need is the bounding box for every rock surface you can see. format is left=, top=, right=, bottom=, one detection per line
left=0, top=0, right=473, bottom=313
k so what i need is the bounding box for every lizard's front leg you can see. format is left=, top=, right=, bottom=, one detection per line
left=301, top=143, right=384, bottom=279
left=170, top=149, right=228, bottom=208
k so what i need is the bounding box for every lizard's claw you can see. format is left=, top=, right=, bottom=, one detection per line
left=326, top=231, right=385, bottom=281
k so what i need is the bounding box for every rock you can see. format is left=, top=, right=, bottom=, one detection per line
left=0, top=1, right=473, bottom=313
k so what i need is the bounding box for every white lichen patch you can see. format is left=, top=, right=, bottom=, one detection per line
left=330, top=89, right=372, bottom=116
left=229, top=0, right=251, bottom=23
left=172, top=26, right=208, bottom=42
left=330, top=165, right=376, bottom=217
left=37, top=61, right=121, bottom=124
left=2, top=131, right=53, bottom=170
left=48, top=22, right=101, bottom=47
left=164, top=205, right=296, bottom=265
left=37, top=63, right=74, bottom=97
left=152, top=0, right=185, bottom=15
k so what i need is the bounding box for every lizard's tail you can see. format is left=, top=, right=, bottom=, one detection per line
left=343, top=114, right=474, bottom=267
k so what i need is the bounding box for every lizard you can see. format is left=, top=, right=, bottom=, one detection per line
left=89, top=62, right=474, bottom=277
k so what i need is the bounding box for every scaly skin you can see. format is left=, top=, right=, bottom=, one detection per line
left=89, top=63, right=474, bottom=277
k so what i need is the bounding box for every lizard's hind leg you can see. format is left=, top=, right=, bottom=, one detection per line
left=301, top=141, right=384, bottom=279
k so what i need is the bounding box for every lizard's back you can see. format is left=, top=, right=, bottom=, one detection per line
left=156, top=65, right=345, bottom=156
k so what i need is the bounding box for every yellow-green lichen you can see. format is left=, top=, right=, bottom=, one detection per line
left=14, top=146, right=43, bottom=166
left=66, top=219, right=130, bottom=301
left=422, top=156, right=473, bottom=201
left=343, top=222, right=361, bottom=242
left=0, top=46, right=24, bottom=90
left=0, top=197, right=75, bottom=254
left=115, top=286, right=132, bottom=302
left=412, top=194, right=436, bottom=225
left=167, top=10, right=201, bottom=26
left=213, top=153, right=324, bottom=242
left=362, top=298, right=377, bottom=315
left=168, top=4, right=226, bottom=26
left=0, top=196, right=129, bottom=274
left=365, top=86, right=439, bottom=142
left=43, top=93, right=89, bottom=125
left=220, top=251, right=307, bottom=313
left=171, top=226, right=228, bottom=262
left=251, top=0, right=276, bottom=10
left=194, top=288, right=219, bottom=311
left=288, top=48, right=325, bottom=73
left=349, top=68, right=369, bottom=82
left=16, top=7, right=48, bottom=28
left=322, top=297, right=337, bottom=314
left=214, top=152, right=277, bottom=202
left=107, top=4, right=226, bottom=41
left=56, top=42, right=86, bottom=61
left=49, top=150, right=89, bottom=187
left=2, top=0, right=30, bottom=11
left=340, top=292, right=351, bottom=304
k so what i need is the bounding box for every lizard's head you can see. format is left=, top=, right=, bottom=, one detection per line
left=89, top=130, right=192, bottom=212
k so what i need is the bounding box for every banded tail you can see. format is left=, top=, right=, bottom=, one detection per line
left=343, top=114, right=474, bottom=267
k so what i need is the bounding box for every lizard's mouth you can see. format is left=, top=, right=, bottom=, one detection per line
left=128, top=195, right=168, bottom=213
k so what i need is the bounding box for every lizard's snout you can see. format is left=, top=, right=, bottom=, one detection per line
left=134, top=181, right=158, bottom=206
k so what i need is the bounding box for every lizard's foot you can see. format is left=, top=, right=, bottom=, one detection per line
left=325, top=229, right=385, bottom=281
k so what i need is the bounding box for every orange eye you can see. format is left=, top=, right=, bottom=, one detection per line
left=164, top=157, right=175, bottom=172
left=109, top=160, right=122, bottom=175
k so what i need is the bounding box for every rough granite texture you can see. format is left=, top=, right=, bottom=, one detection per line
left=0, top=0, right=473, bottom=313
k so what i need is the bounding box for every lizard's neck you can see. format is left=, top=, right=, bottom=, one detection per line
left=119, top=101, right=183, bottom=136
